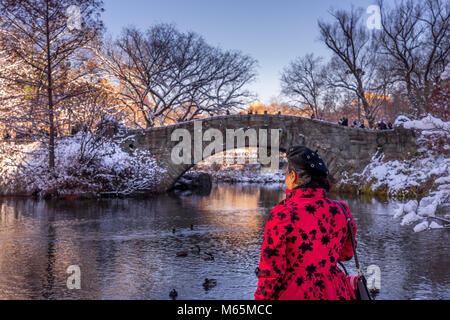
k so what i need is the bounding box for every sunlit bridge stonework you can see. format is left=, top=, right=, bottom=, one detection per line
left=120, top=114, right=419, bottom=192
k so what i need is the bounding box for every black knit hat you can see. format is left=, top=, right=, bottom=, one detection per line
left=286, top=146, right=329, bottom=176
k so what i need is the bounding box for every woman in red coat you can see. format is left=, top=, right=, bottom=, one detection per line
left=254, top=146, right=357, bottom=300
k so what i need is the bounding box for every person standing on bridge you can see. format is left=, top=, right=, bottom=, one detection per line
left=254, top=146, right=357, bottom=300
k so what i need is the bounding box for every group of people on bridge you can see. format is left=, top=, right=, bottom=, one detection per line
left=337, top=117, right=393, bottom=131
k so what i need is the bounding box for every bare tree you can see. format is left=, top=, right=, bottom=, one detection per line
left=280, top=53, right=327, bottom=118
left=318, top=7, right=393, bottom=128
left=0, top=0, right=104, bottom=169
left=377, top=0, right=450, bottom=117
left=93, top=24, right=257, bottom=128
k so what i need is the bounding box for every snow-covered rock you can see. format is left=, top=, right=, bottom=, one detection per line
left=393, top=204, right=405, bottom=219
left=413, top=221, right=429, bottom=233
left=417, top=197, right=439, bottom=217
left=401, top=212, right=422, bottom=226
left=394, top=200, right=419, bottom=219
left=404, top=200, right=419, bottom=214
left=429, top=221, right=443, bottom=229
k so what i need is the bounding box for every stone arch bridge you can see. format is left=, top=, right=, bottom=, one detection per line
left=119, top=114, right=418, bottom=193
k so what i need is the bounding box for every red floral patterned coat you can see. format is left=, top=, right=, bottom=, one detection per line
left=254, top=187, right=357, bottom=300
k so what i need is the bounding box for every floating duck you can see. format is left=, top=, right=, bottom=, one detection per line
left=190, top=245, right=201, bottom=254
left=172, top=228, right=176, bottom=234
left=202, top=278, right=217, bottom=290
left=202, top=252, right=214, bottom=261
left=190, top=224, right=194, bottom=230
left=176, top=251, right=189, bottom=257
left=169, top=289, right=178, bottom=300
left=176, top=245, right=201, bottom=257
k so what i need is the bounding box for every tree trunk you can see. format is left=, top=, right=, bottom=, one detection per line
left=45, top=0, right=55, bottom=169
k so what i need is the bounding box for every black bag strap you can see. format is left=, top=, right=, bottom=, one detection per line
left=334, top=200, right=361, bottom=277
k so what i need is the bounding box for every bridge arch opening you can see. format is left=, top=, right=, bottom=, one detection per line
left=173, top=147, right=288, bottom=191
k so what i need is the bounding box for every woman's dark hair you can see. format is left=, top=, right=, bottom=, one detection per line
left=286, top=146, right=331, bottom=192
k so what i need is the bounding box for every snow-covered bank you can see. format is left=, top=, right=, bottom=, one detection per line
left=338, top=115, right=450, bottom=232
left=189, top=148, right=286, bottom=184
left=204, top=168, right=285, bottom=184
left=344, top=148, right=450, bottom=200
left=0, top=133, right=166, bottom=197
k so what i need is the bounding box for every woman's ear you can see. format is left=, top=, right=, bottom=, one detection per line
left=290, top=170, right=298, bottom=185
left=285, top=169, right=297, bottom=189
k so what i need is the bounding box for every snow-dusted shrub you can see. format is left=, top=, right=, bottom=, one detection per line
left=0, top=133, right=166, bottom=196
left=395, top=114, right=450, bottom=154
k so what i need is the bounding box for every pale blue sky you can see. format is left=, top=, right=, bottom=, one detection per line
left=102, top=0, right=374, bottom=104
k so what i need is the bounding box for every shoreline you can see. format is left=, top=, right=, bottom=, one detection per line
left=0, top=174, right=444, bottom=203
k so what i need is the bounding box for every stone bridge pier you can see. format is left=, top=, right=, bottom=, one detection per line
left=119, top=114, right=418, bottom=193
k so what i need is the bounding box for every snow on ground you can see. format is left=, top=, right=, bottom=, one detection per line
left=191, top=148, right=286, bottom=184
left=395, top=114, right=450, bottom=131
left=394, top=114, right=450, bottom=153
left=441, top=63, right=450, bottom=80
left=352, top=115, right=450, bottom=232
left=196, top=168, right=285, bottom=184
left=0, top=133, right=166, bottom=196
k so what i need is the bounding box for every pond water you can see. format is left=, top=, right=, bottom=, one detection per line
left=0, top=183, right=448, bottom=300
